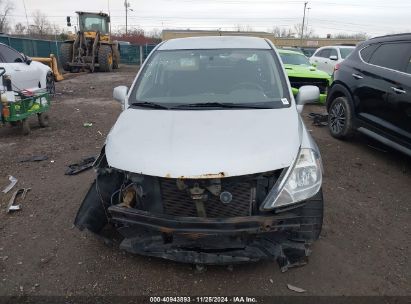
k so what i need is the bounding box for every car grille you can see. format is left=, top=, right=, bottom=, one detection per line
left=288, top=77, right=328, bottom=94
left=160, top=178, right=255, bottom=218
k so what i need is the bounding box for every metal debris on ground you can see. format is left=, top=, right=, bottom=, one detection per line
left=2, top=176, right=18, bottom=194
left=65, top=156, right=97, bottom=175
left=308, top=112, right=328, bottom=127
left=83, top=122, right=93, bottom=127
left=7, top=188, right=31, bottom=213
left=287, top=284, right=306, bottom=293
left=19, top=155, right=49, bottom=163
left=367, top=145, right=387, bottom=153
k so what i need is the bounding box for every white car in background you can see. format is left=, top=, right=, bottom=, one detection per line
left=310, top=46, right=355, bottom=75
left=0, top=43, right=55, bottom=94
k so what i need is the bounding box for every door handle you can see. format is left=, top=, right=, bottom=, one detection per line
left=391, top=87, right=406, bottom=94
left=352, top=73, right=363, bottom=79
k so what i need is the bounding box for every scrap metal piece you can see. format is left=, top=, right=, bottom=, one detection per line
left=308, top=112, right=328, bottom=127
left=6, top=188, right=30, bottom=213
left=65, top=156, right=97, bottom=175
left=19, top=155, right=49, bottom=163
left=2, top=175, right=18, bottom=194
left=287, top=284, right=306, bottom=293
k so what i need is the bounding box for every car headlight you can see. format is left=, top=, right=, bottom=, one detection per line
left=261, top=148, right=322, bottom=210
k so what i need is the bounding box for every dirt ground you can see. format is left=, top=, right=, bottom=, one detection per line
left=0, top=65, right=410, bottom=297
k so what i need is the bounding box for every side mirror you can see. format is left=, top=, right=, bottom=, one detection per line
left=113, top=86, right=128, bottom=104
left=21, top=54, right=32, bottom=65
left=329, top=55, right=338, bottom=61
left=296, top=85, right=320, bottom=113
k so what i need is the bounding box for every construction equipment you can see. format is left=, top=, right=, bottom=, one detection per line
left=32, top=54, right=64, bottom=81
left=60, top=11, right=120, bottom=73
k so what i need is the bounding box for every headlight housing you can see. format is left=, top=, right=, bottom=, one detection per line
left=261, top=148, right=322, bottom=210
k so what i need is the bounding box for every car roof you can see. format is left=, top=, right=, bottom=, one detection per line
left=278, top=49, right=305, bottom=55
left=158, top=36, right=272, bottom=50
left=318, top=45, right=355, bottom=49
left=367, top=32, right=411, bottom=44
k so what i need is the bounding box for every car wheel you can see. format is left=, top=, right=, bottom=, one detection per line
left=328, top=96, right=354, bottom=139
left=98, top=45, right=113, bottom=72
left=38, top=113, right=49, bottom=128
left=21, top=119, right=30, bottom=135
left=59, top=43, right=73, bottom=72
left=46, top=71, right=55, bottom=96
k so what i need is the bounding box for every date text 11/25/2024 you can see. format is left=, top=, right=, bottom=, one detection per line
left=150, top=297, right=258, bottom=303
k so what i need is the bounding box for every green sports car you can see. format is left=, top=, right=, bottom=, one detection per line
left=278, top=49, right=331, bottom=104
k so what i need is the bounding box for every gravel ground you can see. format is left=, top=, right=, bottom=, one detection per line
left=0, top=66, right=410, bottom=297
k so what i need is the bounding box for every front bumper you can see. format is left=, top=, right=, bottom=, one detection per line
left=74, top=172, right=322, bottom=270
left=109, top=206, right=310, bottom=269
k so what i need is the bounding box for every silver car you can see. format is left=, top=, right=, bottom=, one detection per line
left=75, top=36, right=324, bottom=271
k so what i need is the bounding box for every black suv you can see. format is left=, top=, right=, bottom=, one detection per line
left=326, top=33, right=411, bottom=156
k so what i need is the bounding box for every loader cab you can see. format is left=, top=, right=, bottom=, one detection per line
left=77, top=12, right=110, bottom=35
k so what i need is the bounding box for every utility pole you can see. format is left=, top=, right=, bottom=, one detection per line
left=300, top=1, right=308, bottom=47
left=124, top=0, right=133, bottom=35
left=306, top=7, right=311, bottom=39
left=22, top=0, right=30, bottom=35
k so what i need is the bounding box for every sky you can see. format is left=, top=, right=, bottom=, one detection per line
left=7, top=0, right=411, bottom=37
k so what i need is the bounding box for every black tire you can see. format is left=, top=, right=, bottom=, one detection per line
left=38, top=113, right=49, bottom=128
left=21, top=119, right=30, bottom=135
left=289, top=189, right=324, bottom=242
left=113, top=59, right=119, bottom=69
left=328, top=96, right=355, bottom=139
left=46, top=71, right=55, bottom=96
left=98, top=45, right=113, bottom=72
left=59, top=43, right=73, bottom=72
left=113, top=48, right=120, bottom=69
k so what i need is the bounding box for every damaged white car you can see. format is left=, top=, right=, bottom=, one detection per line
left=74, top=36, right=324, bottom=271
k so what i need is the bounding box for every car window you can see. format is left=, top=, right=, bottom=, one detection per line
left=369, top=42, right=411, bottom=72
left=133, top=49, right=290, bottom=108
left=339, top=47, right=354, bottom=59
left=0, top=44, right=24, bottom=63
left=279, top=52, right=311, bottom=65
left=329, top=49, right=338, bottom=58
left=360, top=44, right=379, bottom=62
left=317, top=49, right=331, bottom=58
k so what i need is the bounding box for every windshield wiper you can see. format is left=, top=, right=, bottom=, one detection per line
left=130, top=102, right=170, bottom=110
left=174, top=102, right=270, bottom=109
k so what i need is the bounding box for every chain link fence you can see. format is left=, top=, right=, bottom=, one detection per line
left=0, top=35, right=157, bottom=66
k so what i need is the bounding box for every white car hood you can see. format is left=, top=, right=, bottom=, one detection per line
left=106, top=108, right=301, bottom=178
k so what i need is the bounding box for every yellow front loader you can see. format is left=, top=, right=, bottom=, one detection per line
left=60, top=11, right=120, bottom=73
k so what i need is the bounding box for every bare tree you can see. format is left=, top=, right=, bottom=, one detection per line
left=31, top=10, right=52, bottom=37
left=271, top=26, right=294, bottom=38
left=0, top=0, right=13, bottom=33
left=234, top=24, right=254, bottom=32
left=332, top=32, right=369, bottom=40
left=14, top=22, right=27, bottom=35
left=293, top=23, right=315, bottom=39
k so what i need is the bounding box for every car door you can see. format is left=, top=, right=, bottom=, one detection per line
left=385, top=43, right=411, bottom=143
left=354, top=41, right=411, bottom=143
left=0, top=44, right=37, bottom=91
left=327, top=48, right=339, bottom=75
left=312, top=48, right=331, bottom=74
